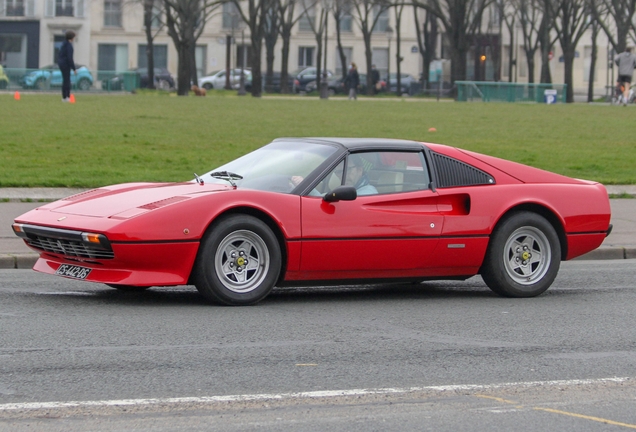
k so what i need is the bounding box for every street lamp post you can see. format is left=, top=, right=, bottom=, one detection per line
left=320, top=2, right=331, bottom=99
left=386, top=26, right=393, bottom=94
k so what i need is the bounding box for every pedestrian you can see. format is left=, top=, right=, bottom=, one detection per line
left=57, top=30, right=76, bottom=102
left=614, top=47, right=636, bottom=106
left=371, top=64, right=381, bottom=93
left=345, top=62, right=359, bottom=100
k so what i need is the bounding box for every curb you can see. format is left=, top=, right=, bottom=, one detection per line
left=0, top=254, right=38, bottom=269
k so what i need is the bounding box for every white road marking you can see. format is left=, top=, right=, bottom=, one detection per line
left=0, top=377, right=630, bottom=412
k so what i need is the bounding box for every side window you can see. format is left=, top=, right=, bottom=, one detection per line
left=310, top=160, right=344, bottom=196
left=360, top=151, right=430, bottom=194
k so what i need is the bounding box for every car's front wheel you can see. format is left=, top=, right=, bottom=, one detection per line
left=481, top=212, right=561, bottom=298
left=202, top=83, right=213, bottom=90
left=193, top=215, right=281, bottom=306
left=77, top=78, right=91, bottom=90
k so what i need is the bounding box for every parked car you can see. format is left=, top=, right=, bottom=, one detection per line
left=261, top=72, right=294, bottom=93
left=306, top=73, right=371, bottom=95
left=20, top=65, right=94, bottom=90
left=101, top=68, right=175, bottom=91
left=13, top=137, right=611, bottom=306
left=385, top=73, right=417, bottom=94
left=198, top=68, right=252, bottom=90
left=0, top=65, right=8, bottom=89
left=292, top=67, right=334, bottom=93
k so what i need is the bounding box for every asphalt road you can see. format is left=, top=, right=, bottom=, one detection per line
left=1, top=260, right=636, bottom=430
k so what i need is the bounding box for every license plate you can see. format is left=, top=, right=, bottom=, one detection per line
left=55, top=264, right=92, bottom=280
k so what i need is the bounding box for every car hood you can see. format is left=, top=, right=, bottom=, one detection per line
left=39, top=182, right=231, bottom=218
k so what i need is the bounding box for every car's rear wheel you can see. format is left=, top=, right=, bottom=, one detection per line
left=157, top=79, right=170, bottom=90
left=193, top=215, right=281, bottom=306
left=77, top=78, right=91, bottom=91
left=106, top=284, right=149, bottom=292
left=35, top=78, right=47, bottom=90
left=202, top=83, right=213, bottom=90
left=481, top=212, right=560, bottom=298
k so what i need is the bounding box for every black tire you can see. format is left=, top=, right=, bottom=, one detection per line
left=193, top=215, right=281, bottom=306
left=481, top=212, right=561, bottom=298
left=106, top=284, right=150, bottom=292
left=202, top=83, right=213, bottom=90
left=77, top=78, right=91, bottom=91
left=35, top=78, right=47, bottom=90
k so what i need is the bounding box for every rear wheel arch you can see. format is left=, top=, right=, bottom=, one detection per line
left=491, top=203, right=567, bottom=260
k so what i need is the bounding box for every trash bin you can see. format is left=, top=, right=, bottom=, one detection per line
left=544, top=89, right=558, bottom=104
left=122, top=72, right=140, bottom=92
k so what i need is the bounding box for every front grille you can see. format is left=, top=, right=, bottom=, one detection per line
left=17, top=225, right=115, bottom=260
left=26, top=236, right=115, bottom=259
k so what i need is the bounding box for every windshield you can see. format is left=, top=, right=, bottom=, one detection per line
left=199, top=141, right=338, bottom=193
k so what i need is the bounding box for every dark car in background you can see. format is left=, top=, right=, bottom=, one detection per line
left=101, top=68, right=175, bottom=91
left=385, top=73, right=417, bottom=94
left=306, top=73, right=371, bottom=95
left=292, top=67, right=334, bottom=93
left=262, top=72, right=295, bottom=93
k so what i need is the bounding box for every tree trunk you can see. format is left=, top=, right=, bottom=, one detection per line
left=363, top=30, right=374, bottom=95
left=335, top=15, right=347, bottom=80
left=143, top=0, right=155, bottom=89
left=177, top=42, right=190, bottom=95
left=563, top=49, right=575, bottom=102
left=587, top=22, right=599, bottom=102
left=280, top=31, right=291, bottom=93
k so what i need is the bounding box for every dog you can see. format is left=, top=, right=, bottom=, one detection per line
left=191, top=85, right=207, bottom=96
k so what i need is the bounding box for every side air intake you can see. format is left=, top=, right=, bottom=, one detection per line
left=430, top=152, right=495, bottom=188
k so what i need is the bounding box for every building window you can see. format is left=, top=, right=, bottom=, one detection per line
left=298, top=46, right=314, bottom=67
left=372, top=47, right=388, bottom=78
left=98, top=43, right=128, bottom=79
left=137, top=44, right=167, bottom=69
left=339, top=8, right=352, bottom=32
left=56, top=0, right=73, bottom=16
left=373, top=6, right=389, bottom=32
left=222, top=3, right=241, bottom=29
left=299, top=0, right=315, bottom=32
left=53, top=34, right=64, bottom=64
left=195, top=45, right=206, bottom=78
left=104, top=0, right=122, bottom=27
left=6, top=0, right=25, bottom=16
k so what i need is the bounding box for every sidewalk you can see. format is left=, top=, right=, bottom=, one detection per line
left=1, top=186, right=635, bottom=269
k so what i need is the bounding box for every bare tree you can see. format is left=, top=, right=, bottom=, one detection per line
left=142, top=0, right=164, bottom=88
left=300, top=0, right=328, bottom=94
left=514, top=0, right=545, bottom=83
left=333, top=0, right=353, bottom=80
left=164, top=0, right=220, bottom=95
left=587, top=10, right=600, bottom=102
left=551, top=0, right=590, bottom=102
left=264, top=0, right=280, bottom=91
left=590, top=0, right=635, bottom=53
left=350, top=0, right=392, bottom=95
left=538, top=0, right=554, bottom=83
left=413, top=5, right=439, bottom=89
left=276, top=0, right=305, bottom=92
left=233, top=0, right=273, bottom=96
left=414, top=0, right=493, bottom=86
left=496, top=0, right=516, bottom=81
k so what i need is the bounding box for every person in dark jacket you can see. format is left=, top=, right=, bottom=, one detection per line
left=345, top=62, right=359, bottom=100
left=57, top=30, right=76, bottom=102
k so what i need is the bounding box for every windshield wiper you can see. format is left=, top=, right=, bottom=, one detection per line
left=208, top=171, right=243, bottom=188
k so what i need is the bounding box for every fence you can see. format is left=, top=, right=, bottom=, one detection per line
left=0, top=67, right=147, bottom=93
left=456, top=81, right=567, bottom=103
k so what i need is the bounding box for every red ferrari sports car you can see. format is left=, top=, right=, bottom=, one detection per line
left=13, top=138, right=612, bottom=305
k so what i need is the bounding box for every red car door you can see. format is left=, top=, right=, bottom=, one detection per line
left=296, top=151, right=444, bottom=281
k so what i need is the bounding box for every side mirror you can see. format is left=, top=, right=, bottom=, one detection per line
left=323, top=186, right=357, bottom=202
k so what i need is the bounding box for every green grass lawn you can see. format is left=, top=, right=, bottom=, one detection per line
left=1, top=92, right=634, bottom=187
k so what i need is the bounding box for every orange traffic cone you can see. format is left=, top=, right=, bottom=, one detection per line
left=14, top=91, right=20, bottom=100
left=69, top=94, right=75, bottom=104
